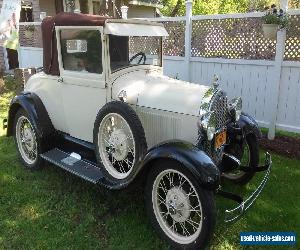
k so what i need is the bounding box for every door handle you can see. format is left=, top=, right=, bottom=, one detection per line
left=58, top=77, right=64, bottom=83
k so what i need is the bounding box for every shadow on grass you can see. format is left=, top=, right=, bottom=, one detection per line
left=0, top=135, right=299, bottom=249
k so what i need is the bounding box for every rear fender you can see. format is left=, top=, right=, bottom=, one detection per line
left=7, top=92, right=55, bottom=138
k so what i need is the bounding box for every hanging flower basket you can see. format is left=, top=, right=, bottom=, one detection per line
left=262, top=4, right=289, bottom=40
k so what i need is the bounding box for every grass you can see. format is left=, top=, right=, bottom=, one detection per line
left=0, top=91, right=299, bottom=249
left=260, top=127, right=300, bottom=139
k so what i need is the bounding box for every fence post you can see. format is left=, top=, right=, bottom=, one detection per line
left=184, top=0, right=192, bottom=82
left=121, top=6, right=129, bottom=19
left=280, top=0, right=289, bottom=11
left=268, top=29, right=286, bottom=140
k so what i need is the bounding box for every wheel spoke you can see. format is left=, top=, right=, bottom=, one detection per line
left=178, top=175, right=187, bottom=188
left=186, top=218, right=200, bottom=231
left=124, top=158, right=133, bottom=168
left=179, top=222, right=190, bottom=236
left=158, top=182, right=168, bottom=196
left=160, top=211, right=169, bottom=219
left=128, top=146, right=134, bottom=155
left=157, top=193, right=166, bottom=204
left=166, top=172, right=174, bottom=188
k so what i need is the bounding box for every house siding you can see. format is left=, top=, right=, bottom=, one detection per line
left=128, top=5, right=155, bottom=18
left=32, top=0, right=42, bottom=21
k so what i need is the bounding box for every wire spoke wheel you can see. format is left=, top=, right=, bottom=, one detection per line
left=152, top=169, right=203, bottom=244
left=98, top=113, right=136, bottom=179
left=16, top=116, right=37, bottom=165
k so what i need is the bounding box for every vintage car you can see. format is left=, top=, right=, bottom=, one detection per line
left=4, top=13, right=271, bottom=249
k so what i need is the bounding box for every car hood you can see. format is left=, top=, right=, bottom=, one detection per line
left=111, top=69, right=209, bottom=116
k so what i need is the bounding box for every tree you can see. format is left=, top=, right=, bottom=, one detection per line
left=289, top=0, right=300, bottom=9
left=160, top=0, right=280, bottom=16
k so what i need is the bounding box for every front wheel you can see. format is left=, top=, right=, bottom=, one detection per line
left=145, top=161, right=216, bottom=250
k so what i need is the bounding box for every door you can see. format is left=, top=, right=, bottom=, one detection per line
left=6, top=48, right=19, bottom=69
left=56, top=27, right=107, bottom=142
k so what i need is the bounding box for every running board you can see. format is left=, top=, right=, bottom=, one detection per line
left=41, top=148, right=103, bottom=184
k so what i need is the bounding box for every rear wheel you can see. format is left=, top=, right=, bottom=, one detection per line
left=13, top=109, right=44, bottom=169
left=145, top=161, right=215, bottom=249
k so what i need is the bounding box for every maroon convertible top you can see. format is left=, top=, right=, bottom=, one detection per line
left=42, top=12, right=110, bottom=76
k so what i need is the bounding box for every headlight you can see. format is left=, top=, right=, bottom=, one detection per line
left=198, top=111, right=216, bottom=141
left=228, top=97, right=242, bottom=122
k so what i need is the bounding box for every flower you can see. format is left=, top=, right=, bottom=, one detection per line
left=263, top=4, right=289, bottom=29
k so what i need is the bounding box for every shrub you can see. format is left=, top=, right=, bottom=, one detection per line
left=3, top=75, right=17, bottom=92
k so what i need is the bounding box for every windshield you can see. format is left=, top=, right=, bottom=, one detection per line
left=109, top=35, right=162, bottom=73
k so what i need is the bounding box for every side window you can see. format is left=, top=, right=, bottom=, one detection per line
left=60, top=29, right=103, bottom=74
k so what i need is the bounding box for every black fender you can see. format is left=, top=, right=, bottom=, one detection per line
left=101, top=140, right=220, bottom=190
left=141, top=140, right=220, bottom=190
left=7, top=92, right=55, bottom=138
left=237, top=112, right=262, bottom=138
left=227, top=112, right=262, bottom=142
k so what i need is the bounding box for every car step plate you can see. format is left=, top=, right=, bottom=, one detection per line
left=41, top=148, right=103, bottom=184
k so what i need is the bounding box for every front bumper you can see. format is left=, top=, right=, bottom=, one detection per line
left=218, top=152, right=272, bottom=222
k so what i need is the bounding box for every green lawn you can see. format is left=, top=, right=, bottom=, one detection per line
left=0, top=92, right=299, bottom=249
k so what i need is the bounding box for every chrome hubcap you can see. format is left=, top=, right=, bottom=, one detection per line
left=166, top=187, right=191, bottom=223
left=98, top=113, right=135, bottom=179
left=152, top=169, right=203, bottom=244
left=16, top=116, right=37, bottom=164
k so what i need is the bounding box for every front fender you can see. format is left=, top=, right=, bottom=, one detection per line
left=238, top=113, right=262, bottom=138
left=142, top=140, right=220, bottom=190
left=7, top=92, right=55, bottom=138
left=228, top=112, right=262, bottom=139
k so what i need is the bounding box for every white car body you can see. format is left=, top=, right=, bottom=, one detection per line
left=24, top=19, right=212, bottom=149
left=26, top=64, right=209, bottom=148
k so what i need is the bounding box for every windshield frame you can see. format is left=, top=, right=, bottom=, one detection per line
left=107, top=34, right=163, bottom=75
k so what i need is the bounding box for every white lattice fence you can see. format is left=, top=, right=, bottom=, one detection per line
left=191, top=17, right=276, bottom=60
left=129, top=36, right=161, bottom=55
left=160, top=20, right=186, bottom=56
left=145, top=11, right=300, bottom=134
left=284, top=15, right=300, bottom=61
left=19, top=23, right=43, bottom=48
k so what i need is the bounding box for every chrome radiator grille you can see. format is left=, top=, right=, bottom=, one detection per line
left=198, top=90, right=229, bottom=165
left=210, top=91, right=228, bottom=131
